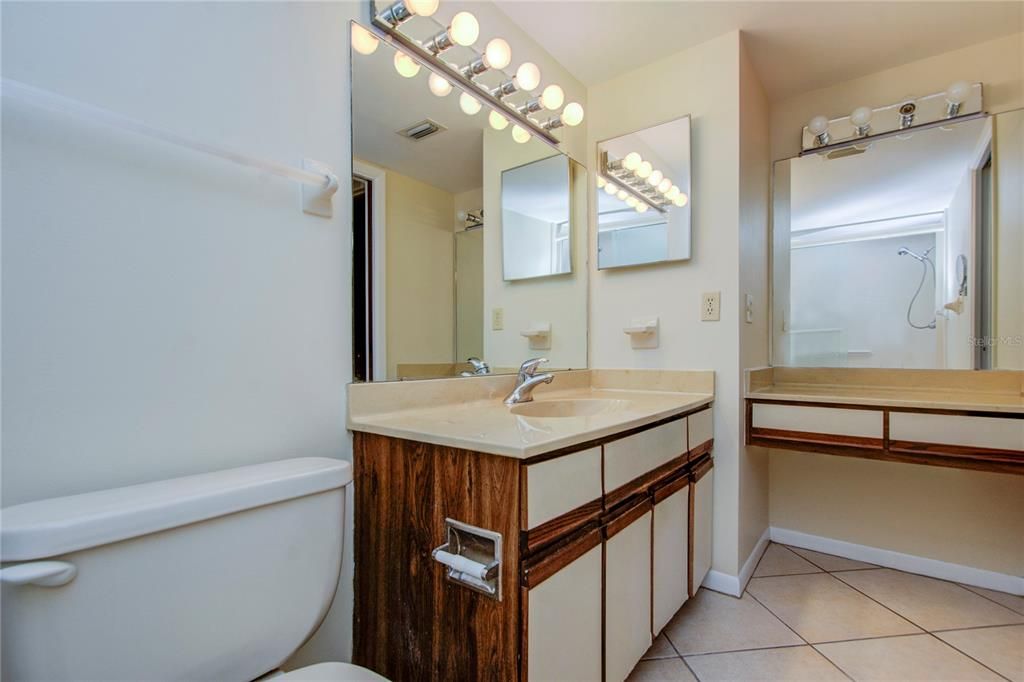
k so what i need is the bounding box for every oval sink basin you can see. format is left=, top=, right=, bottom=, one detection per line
left=510, top=399, right=628, bottom=418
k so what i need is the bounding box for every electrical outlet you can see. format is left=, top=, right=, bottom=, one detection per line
left=701, top=292, right=720, bottom=321
left=492, top=307, right=504, bottom=330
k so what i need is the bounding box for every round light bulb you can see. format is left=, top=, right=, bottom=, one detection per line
left=849, top=106, right=872, bottom=127
left=515, top=62, right=541, bottom=91
left=483, top=38, right=512, bottom=69
left=459, top=92, right=481, bottom=115
left=625, top=196, right=638, bottom=208
left=540, top=84, right=565, bottom=111
left=405, top=0, right=439, bottom=16
left=623, top=153, right=642, bottom=171
left=647, top=169, right=663, bottom=186
left=636, top=203, right=649, bottom=213
left=596, top=176, right=607, bottom=188
left=616, top=190, right=629, bottom=201
left=511, top=125, right=531, bottom=144
left=604, top=182, right=618, bottom=196
left=449, top=11, right=479, bottom=47
left=488, top=110, right=509, bottom=130
left=351, top=24, right=380, bottom=56
left=945, top=80, right=971, bottom=104
left=393, top=51, right=420, bottom=78
left=657, top=178, right=672, bottom=194
left=428, top=73, right=452, bottom=97
left=808, top=115, right=829, bottom=135
left=673, top=193, right=689, bottom=207
left=666, top=185, right=680, bottom=200
left=560, top=102, right=584, bottom=127
left=636, top=161, right=653, bottom=179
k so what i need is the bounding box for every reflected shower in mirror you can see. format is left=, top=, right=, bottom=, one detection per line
left=350, top=22, right=588, bottom=382
left=772, top=110, right=1023, bottom=370
left=597, top=116, right=692, bottom=269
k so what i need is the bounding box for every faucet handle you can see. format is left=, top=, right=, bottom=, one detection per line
left=519, top=357, right=548, bottom=377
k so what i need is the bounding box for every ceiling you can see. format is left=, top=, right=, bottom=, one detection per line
left=493, top=1, right=1022, bottom=99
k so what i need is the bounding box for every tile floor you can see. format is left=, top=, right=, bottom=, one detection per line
left=628, top=543, right=1024, bottom=681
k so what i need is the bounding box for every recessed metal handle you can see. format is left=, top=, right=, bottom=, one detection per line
left=0, top=561, right=77, bottom=587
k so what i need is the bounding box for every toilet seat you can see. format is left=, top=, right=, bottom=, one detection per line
left=279, top=662, right=388, bottom=681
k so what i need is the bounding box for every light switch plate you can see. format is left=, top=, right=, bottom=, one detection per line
left=701, top=292, right=720, bottom=321
left=492, top=307, right=504, bottom=330
left=745, top=293, right=754, bottom=324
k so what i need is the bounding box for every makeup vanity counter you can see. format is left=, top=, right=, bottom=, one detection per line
left=745, top=367, right=1023, bottom=474
left=348, top=369, right=715, bottom=681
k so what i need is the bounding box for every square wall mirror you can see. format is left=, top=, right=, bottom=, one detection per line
left=597, top=115, right=692, bottom=269
left=501, top=154, right=572, bottom=281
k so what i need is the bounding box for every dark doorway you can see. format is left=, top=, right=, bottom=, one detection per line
left=353, top=176, right=373, bottom=382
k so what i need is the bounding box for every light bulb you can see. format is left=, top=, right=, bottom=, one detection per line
left=636, top=161, right=653, bottom=179
left=657, top=178, right=672, bottom=194
left=405, top=0, right=439, bottom=16
left=351, top=24, right=379, bottom=56
left=625, top=196, right=638, bottom=208
left=604, top=182, right=618, bottom=196
left=647, top=170, right=663, bottom=187
left=623, top=153, right=642, bottom=171
left=616, top=190, right=629, bottom=201
left=459, top=92, right=481, bottom=115
left=636, top=203, right=649, bottom=213
left=449, top=11, right=479, bottom=47
left=483, top=38, right=512, bottom=69
left=393, top=51, right=420, bottom=78
left=540, top=84, right=565, bottom=111
left=673, top=193, right=689, bottom=207
left=596, top=176, right=607, bottom=188
left=515, top=62, right=541, bottom=91
left=428, top=73, right=452, bottom=97
left=560, top=102, right=584, bottom=127
left=945, top=80, right=971, bottom=105
left=488, top=110, right=509, bottom=130
left=849, top=106, right=872, bottom=127
left=808, top=115, right=829, bottom=136
left=666, top=185, right=680, bottom=200
left=511, top=125, right=531, bottom=144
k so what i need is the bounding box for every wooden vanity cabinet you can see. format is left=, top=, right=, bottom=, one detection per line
left=353, top=405, right=714, bottom=682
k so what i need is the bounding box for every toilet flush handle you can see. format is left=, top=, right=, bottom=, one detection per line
left=0, top=561, right=77, bottom=587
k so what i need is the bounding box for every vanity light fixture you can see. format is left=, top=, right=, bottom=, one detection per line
left=850, top=106, right=872, bottom=136
left=541, top=102, right=584, bottom=131
left=647, top=169, right=664, bottom=187
left=603, top=181, right=619, bottom=196
left=944, top=80, right=970, bottom=117
left=540, top=85, right=564, bottom=110
left=377, top=0, right=438, bottom=27
left=424, top=10, right=479, bottom=54
left=484, top=38, right=512, bottom=69
left=898, top=101, right=916, bottom=129
left=514, top=62, right=541, bottom=91
left=808, top=115, right=830, bottom=146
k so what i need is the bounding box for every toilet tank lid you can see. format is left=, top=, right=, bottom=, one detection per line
left=1, top=457, right=352, bottom=562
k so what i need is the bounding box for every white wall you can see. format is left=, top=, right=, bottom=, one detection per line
left=1, top=0, right=360, bottom=666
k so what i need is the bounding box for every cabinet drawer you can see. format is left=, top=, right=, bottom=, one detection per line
left=752, top=403, right=883, bottom=438
left=688, top=407, right=713, bottom=454
left=526, top=446, right=602, bottom=530
left=890, top=413, right=1024, bottom=452
left=604, top=419, right=687, bottom=494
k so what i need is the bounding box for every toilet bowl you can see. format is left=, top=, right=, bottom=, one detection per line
left=0, top=458, right=386, bottom=681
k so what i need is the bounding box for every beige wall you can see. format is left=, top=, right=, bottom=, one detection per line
left=384, top=170, right=455, bottom=379
left=994, top=109, right=1024, bottom=369
left=768, top=33, right=1024, bottom=576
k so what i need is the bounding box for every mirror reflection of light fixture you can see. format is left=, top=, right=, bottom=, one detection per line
left=945, top=81, right=970, bottom=118
left=459, top=92, right=482, bottom=115
left=850, top=106, right=872, bottom=137
left=898, top=101, right=916, bottom=129
left=428, top=72, right=452, bottom=97
left=351, top=23, right=380, bottom=55
left=488, top=110, right=509, bottom=130
left=393, top=51, right=420, bottom=78
left=808, top=115, right=830, bottom=146
left=511, top=125, right=531, bottom=144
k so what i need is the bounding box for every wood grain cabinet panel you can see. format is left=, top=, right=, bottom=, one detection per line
left=605, top=506, right=653, bottom=682
left=752, top=403, right=883, bottom=438
left=526, top=446, right=602, bottom=530
left=890, top=413, right=1024, bottom=451
left=652, top=483, right=689, bottom=635
left=525, top=544, right=603, bottom=682
left=604, top=419, right=688, bottom=494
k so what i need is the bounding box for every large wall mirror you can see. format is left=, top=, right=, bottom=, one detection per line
left=597, top=116, right=692, bottom=269
left=350, top=23, right=588, bottom=381
left=772, top=109, right=1023, bottom=370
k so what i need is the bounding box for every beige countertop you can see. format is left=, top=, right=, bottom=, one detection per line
left=348, top=369, right=714, bottom=458
left=746, top=367, right=1024, bottom=414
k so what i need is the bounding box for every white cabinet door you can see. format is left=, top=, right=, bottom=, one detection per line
left=691, top=467, right=713, bottom=594
left=527, top=544, right=603, bottom=682
left=605, top=509, right=653, bottom=682
left=653, top=485, right=689, bottom=635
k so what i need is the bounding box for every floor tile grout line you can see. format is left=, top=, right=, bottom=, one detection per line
left=808, top=644, right=857, bottom=682
left=931, top=622, right=1024, bottom=634
left=675, top=641, right=810, bottom=658
left=956, top=584, right=1024, bottom=617
left=780, top=543, right=878, bottom=574
left=751, top=569, right=824, bottom=578
left=744, top=588, right=815, bottom=648
left=928, top=631, right=1013, bottom=682
left=662, top=625, right=705, bottom=681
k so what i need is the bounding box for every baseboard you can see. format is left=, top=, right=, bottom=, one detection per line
left=701, top=527, right=771, bottom=597
left=770, top=527, right=1024, bottom=596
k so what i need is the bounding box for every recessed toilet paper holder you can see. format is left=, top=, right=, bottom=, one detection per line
left=432, top=518, right=502, bottom=600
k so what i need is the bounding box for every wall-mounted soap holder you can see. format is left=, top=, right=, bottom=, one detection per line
left=624, top=317, right=659, bottom=349
left=432, top=518, right=502, bottom=600
left=520, top=322, right=551, bottom=350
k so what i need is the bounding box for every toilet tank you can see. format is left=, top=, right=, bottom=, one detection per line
left=1, top=457, right=351, bottom=681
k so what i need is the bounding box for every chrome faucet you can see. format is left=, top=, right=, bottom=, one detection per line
left=504, top=358, right=553, bottom=405
left=460, top=357, right=491, bottom=377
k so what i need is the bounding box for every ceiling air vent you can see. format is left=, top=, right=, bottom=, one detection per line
left=397, top=119, right=446, bottom=141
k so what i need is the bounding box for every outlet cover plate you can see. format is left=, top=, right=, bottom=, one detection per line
left=702, top=292, right=721, bottom=321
